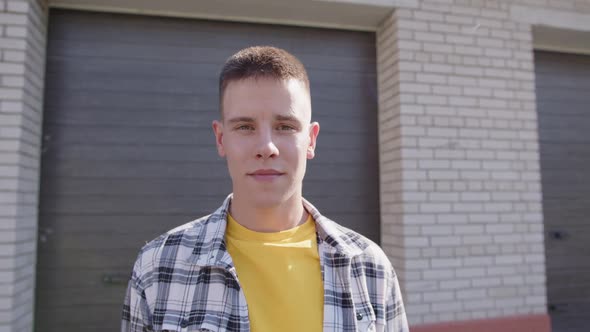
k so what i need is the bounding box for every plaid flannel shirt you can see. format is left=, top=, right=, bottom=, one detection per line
left=122, top=194, right=409, bottom=332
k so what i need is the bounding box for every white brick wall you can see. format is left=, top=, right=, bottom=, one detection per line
left=0, top=1, right=47, bottom=331
left=375, top=0, right=590, bottom=326
left=377, top=11, right=407, bottom=285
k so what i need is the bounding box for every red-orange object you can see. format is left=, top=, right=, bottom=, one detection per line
left=411, top=314, right=551, bottom=332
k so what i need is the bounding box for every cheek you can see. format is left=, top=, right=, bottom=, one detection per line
left=226, top=135, right=248, bottom=151
left=284, top=136, right=309, bottom=160
left=224, top=138, right=248, bottom=164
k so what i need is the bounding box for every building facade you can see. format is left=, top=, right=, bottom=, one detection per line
left=1, top=0, right=589, bottom=331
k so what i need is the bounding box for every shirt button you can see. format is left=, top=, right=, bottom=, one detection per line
left=356, top=312, right=363, bottom=321
left=181, top=319, right=189, bottom=328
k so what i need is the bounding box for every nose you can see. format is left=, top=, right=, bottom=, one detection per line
left=255, top=131, right=279, bottom=160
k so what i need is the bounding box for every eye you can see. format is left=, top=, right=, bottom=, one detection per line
left=236, top=124, right=254, bottom=131
left=277, top=124, right=296, bottom=131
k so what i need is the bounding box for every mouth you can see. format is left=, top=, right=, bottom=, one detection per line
left=248, top=169, right=285, bottom=182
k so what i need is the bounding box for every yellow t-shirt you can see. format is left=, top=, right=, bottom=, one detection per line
left=225, top=214, right=324, bottom=332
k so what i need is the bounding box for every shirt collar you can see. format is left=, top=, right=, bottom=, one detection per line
left=186, top=194, right=363, bottom=267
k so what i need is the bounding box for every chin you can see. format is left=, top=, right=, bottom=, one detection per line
left=242, top=187, right=295, bottom=209
left=249, top=192, right=288, bottom=208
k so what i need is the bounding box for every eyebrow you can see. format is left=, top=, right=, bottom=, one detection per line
left=227, top=115, right=302, bottom=124
left=275, top=115, right=301, bottom=124
left=227, top=117, right=255, bottom=124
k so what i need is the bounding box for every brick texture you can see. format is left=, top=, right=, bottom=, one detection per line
left=376, top=0, right=590, bottom=326
left=376, top=12, right=406, bottom=289
left=0, top=1, right=47, bottom=331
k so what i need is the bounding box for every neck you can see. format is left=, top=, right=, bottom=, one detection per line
left=229, top=192, right=308, bottom=232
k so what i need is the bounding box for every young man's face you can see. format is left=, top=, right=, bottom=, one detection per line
left=212, top=78, right=320, bottom=208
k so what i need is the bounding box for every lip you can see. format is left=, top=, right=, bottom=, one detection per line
left=248, top=169, right=285, bottom=182
left=249, top=169, right=284, bottom=175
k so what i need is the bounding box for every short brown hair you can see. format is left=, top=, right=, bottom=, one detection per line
left=219, top=46, right=310, bottom=112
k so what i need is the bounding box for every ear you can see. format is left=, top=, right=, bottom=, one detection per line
left=307, top=122, right=320, bottom=160
left=212, top=120, right=226, bottom=157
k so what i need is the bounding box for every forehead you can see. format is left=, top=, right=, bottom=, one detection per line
left=221, top=77, right=311, bottom=121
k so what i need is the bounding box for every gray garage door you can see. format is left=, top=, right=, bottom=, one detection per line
left=36, top=9, right=379, bottom=332
left=535, top=50, right=590, bottom=332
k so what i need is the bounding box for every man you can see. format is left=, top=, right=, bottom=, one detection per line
left=122, top=46, right=408, bottom=332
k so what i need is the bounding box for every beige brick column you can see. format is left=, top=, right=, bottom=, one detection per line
left=377, top=0, right=546, bottom=327
left=376, top=10, right=407, bottom=295
left=0, top=0, right=48, bottom=331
